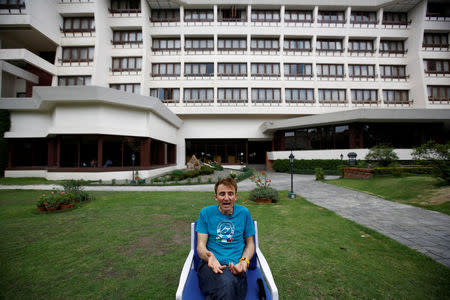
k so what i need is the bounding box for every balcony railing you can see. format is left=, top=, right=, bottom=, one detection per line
left=0, top=2, right=25, bottom=13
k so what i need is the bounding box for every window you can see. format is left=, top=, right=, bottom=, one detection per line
left=218, top=63, right=247, bottom=76
left=110, top=83, right=140, bottom=94
left=251, top=88, right=281, bottom=103
left=251, top=10, right=280, bottom=22
left=285, top=88, right=314, bottom=103
left=62, top=47, right=94, bottom=63
left=351, top=90, right=378, bottom=103
left=318, top=11, right=345, bottom=23
left=112, top=30, right=142, bottom=44
left=383, top=90, right=409, bottom=104
left=350, top=11, right=377, bottom=24
left=112, top=57, right=142, bottom=72
left=318, top=89, right=346, bottom=103
left=284, top=10, right=313, bottom=23
left=423, top=33, right=449, bottom=48
left=110, top=0, right=140, bottom=13
left=427, top=86, right=450, bottom=102
left=427, top=2, right=450, bottom=18
left=380, top=65, right=407, bottom=79
left=379, top=40, right=405, bottom=54
left=218, top=88, right=248, bottom=102
left=316, top=39, right=343, bottom=51
left=63, top=17, right=95, bottom=33
left=382, top=12, right=408, bottom=25
left=185, top=38, right=214, bottom=50
left=348, top=40, right=374, bottom=52
left=424, top=60, right=450, bottom=74
left=184, top=9, right=213, bottom=22
left=151, top=63, right=181, bottom=76
left=58, top=76, right=91, bottom=86
left=0, top=0, right=25, bottom=9
left=251, top=38, right=279, bottom=50
left=184, top=88, right=214, bottom=103
left=219, top=7, right=247, bottom=22
left=150, top=88, right=180, bottom=103
left=185, top=63, right=214, bottom=76
left=152, top=38, right=181, bottom=50
left=348, top=65, right=375, bottom=78
left=284, top=63, right=312, bottom=77
left=283, top=39, right=311, bottom=51
left=218, top=38, right=246, bottom=50
left=251, top=63, right=280, bottom=76
left=150, top=9, right=180, bottom=22
left=317, top=64, right=344, bottom=78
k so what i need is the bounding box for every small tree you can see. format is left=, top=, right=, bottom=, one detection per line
left=412, top=141, right=450, bottom=184
left=365, top=144, right=399, bottom=167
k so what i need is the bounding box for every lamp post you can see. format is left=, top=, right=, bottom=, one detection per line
left=131, top=153, right=136, bottom=184
left=288, top=151, right=296, bottom=198
left=340, top=154, right=343, bottom=163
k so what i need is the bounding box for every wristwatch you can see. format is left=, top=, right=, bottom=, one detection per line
left=239, top=257, right=250, bottom=267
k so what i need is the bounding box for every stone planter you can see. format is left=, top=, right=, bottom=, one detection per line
left=343, top=167, right=374, bottom=179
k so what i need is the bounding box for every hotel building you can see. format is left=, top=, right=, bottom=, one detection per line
left=0, top=0, right=449, bottom=180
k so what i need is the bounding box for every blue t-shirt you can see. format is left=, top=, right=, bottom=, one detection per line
left=196, top=204, right=255, bottom=265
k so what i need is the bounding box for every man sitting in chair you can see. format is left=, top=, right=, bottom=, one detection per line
left=196, top=177, right=255, bottom=300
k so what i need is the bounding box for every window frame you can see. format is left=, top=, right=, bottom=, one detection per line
left=184, top=63, right=215, bottom=77
left=427, top=85, right=450, bottom=102
left=184, top=38, right=214, bottom=51
left=251, top=38, right=280, bottom=51
left=379, top=40, right=406, bottom=54
left=61, top=47, right=95, bottom=63
left=150, top=88, right=180, bottom=103
left=318, top=89, right=347, bottom=103
left=348, top=64, right=376, bottom=79
left=383, top=89, right=410, bottom=104
left=110, top=0, right=141, bottom=13
left=350, top=11, right=377, bottom=24
left=316, top=39, right=344, bottom=52
left=316, top=64, right=345, bottom=78
left=284, top=63, right=313, bottom=77
left=218, top=38, right=247, bottom=50
left=351, top=89, right=378, bottom=103
left=317, top=11, right=345, bottom=24
left=217, top=63, right=247, bottom=76
left=111, top=57, right=142, bottom=72
left=285, top=88, right=314, bottom=103
left=184, top=9, right=214, bottom=22
left=283, top=39, right=312, bottom=52
left=348, top=39, right=374, bottom=53
left=110, top=83, right=141, bottom=94
left=423, top=33, right=449, bottom=48
left=284, top=10, right=313, bottom=23
left=380, top=65, right=407, bottom=79
left=58, top=76, right=91, bottom=86
left=251, top=88, right=281, bottom=103
left=217, top=88, right=248, bottom=102
left=251, top=10, right=280, bottom=22
left=112, top=30, right=143, bottom=45
left=150, top=9, right=180, bottom=22
left=424, top=59, right=450, bottom=75
left=251, top=63, right=280, bottom=76
left=62, top=17, right=95, bottom=33
left=382, top=12, right=408, bottom=25
left=151, top=63, right=181, bottom=77
left=183, top=88, right=214, bottom=103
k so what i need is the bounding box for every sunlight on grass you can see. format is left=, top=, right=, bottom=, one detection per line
left=0, top=190, right=449, bottom=299
left=325, top=175, right=450, bottom=215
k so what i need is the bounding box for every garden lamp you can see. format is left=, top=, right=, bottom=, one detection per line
left=288, top=151, right=296, bottom=198
left=131, top=153, right=136, bottom=184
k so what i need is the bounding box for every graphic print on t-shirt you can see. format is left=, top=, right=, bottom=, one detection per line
left=216, top=220, right=235, bottom=243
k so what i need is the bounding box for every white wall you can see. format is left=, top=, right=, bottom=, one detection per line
left=6, top=112, right=52, bottom=138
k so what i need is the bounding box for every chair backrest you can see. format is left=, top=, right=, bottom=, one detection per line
left=193, top=220, right=257, bottom=271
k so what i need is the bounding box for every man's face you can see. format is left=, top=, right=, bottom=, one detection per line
left=215, top=184, right=237, bottom=215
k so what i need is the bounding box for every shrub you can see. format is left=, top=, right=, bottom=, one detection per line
left=237, top=169, right=253, bottom=182
left=412, top=141, right=450, bottom=184
left=199, top=166, right=214, bottom=175
left=315, top=168, right=324, bottom=180
left=365, top=144, right=399, bottom=167
left=210, top=161, right=223, bottom=171
left=249, top=186, right=279, bottom=203
left=272, top=159, right=344, bottom=173
left=373, top=166, right=434, bottom=175
left=111, top=179, right=116, bottom=185
left=62, top=179, right=86, bottom=192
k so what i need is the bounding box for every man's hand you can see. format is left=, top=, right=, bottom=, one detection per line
left=206, top=251, right=226, bottom=274
left=228, top=260, right=247, bottom=275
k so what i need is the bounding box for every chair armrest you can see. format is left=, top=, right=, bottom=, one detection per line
left=175, top=249, right=194, bottom=300
left=256, top=248, right=279, bottom=300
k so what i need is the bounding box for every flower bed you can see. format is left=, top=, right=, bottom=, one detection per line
left=36, top=180, right=92, bottom=212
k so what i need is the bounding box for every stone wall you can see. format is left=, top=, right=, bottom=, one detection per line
left=343, top=167, right=374, bottom=179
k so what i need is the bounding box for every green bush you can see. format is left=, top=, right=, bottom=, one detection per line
left=210, top=161, right=223, bottom=171
left=315, top=168, right=324, bottom=180
left=272, top=159, right=344, bottom=173
left=249, top=186, right=279, bottom=203
left=236, top=169, right=253, bottom=182
left=412, top=141, right=450, bottom=184
left=373, top=166, right=435, bottom=175
left=365, top=144, right=399, bottom=167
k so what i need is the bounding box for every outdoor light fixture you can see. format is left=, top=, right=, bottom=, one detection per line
left=201, top=152, right=205, bottom=161
left=288, top=151, right=296, bottom=199
left=131, top=153, right=136, bottom=184
left=340, top=154, right=343, bottom=163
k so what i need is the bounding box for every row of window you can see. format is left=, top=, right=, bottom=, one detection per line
left=150, top=63, right=409, bottom=79
left=151, top=37, right=406, bottom=53
left=148, top=8, right=408, bottom=25
left=56, top=77, right=449, bottom=103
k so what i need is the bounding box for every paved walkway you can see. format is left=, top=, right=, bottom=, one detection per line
left=1, top=172, right=449, bottom=267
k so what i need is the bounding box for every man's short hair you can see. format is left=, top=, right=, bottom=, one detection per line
left=214, top=177, right=238, bottom=194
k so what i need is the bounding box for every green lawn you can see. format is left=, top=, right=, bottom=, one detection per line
left=1, top=190, right=449, bottom=299
left=325, top=175, right=450, bottom=215
left=0, top=177, right=64, bottom=185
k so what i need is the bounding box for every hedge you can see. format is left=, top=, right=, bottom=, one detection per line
left=373, top=166, right=435, bottom=175
left=236, top=169, right=253, bottom=182
left=272, top=159, right=344, bottom=173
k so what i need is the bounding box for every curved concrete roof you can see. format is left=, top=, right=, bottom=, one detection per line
left=0, top=86, right=183, bottom=128
left=261, top=108, right=450, bottom=134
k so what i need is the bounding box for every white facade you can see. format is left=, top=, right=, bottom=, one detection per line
left=0, top=0, right=450, bottom=179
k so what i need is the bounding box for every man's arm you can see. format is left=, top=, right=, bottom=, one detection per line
left=197, top=232, right=226, bottom=274
left=229, top=235, right=255, bottom=275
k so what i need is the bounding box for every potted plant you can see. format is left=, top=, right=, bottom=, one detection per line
left=37, top=193, right=48, bottom=211
left=59, top=191, right=75, bottom=210
left=249, top=170, right=279, bottom=203
left=45, top=191, right=61, bottom=211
